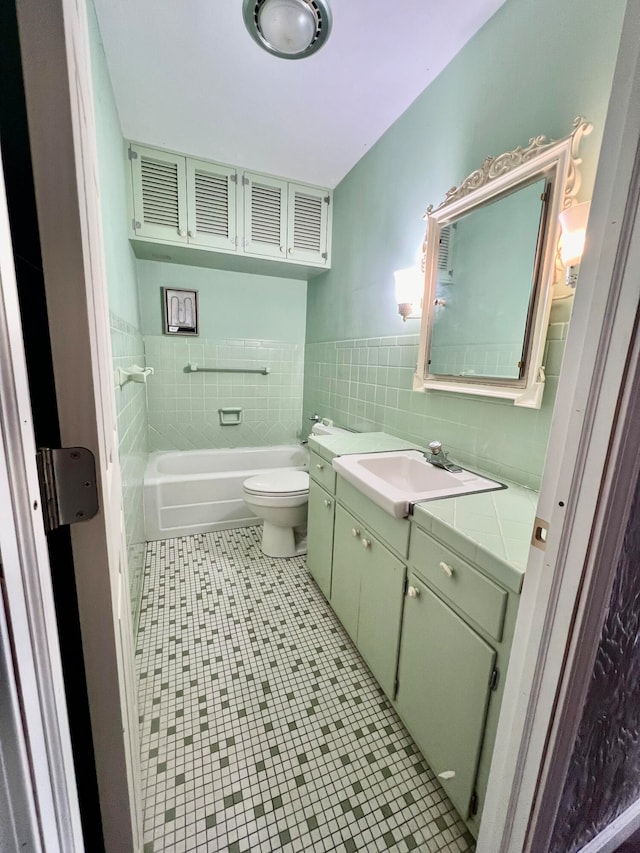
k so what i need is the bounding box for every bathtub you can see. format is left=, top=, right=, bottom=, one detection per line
left=144, top=445, right=309, bottom=541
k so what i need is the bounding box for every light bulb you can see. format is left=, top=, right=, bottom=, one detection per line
left=559, top=201, right=591, bottom=267
left=258, top=0, right=317, bottom=56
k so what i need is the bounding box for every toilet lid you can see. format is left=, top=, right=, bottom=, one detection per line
left=244, top=470, right=309, bottom=496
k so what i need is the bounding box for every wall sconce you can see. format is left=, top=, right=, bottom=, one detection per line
left=394, top=267, right=423, bottom=321
left=559, top=201, right=591, bottom=288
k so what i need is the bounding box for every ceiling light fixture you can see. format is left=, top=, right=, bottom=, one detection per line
left=242, top=0, right=332, bottom=60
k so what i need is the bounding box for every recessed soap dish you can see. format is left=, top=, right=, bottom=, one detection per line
left=219, top=407, right=242, bottom=426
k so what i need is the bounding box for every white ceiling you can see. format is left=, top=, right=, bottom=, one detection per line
left=94, top=0, right=507, bottom=189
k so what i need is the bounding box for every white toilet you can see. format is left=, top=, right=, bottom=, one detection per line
left=242, top=420, right=348, bottom=558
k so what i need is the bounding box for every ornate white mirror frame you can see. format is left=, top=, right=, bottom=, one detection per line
left=414, top=117, right=593, bottom=408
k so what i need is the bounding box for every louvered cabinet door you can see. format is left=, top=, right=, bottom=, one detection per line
left=287, top=183, right=330, bottom=266
left=129, top=144, right=188, bottom=242
left=186, top=158, right=237, bottom=251
left=242, top=172, right=288, bottom=259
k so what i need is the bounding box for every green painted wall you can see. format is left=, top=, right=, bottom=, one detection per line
left=137, top=261, right=307, bottom=342
left=87, top=0, right=140, bottom=328
left=304, top=0, right=625, bottom=488
left=307, top=0, right=623, bottom=342
left=88, top=0, right=147, bottom=619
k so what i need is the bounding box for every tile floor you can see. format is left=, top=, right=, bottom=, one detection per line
left=137, top=527, right=475, bottom=852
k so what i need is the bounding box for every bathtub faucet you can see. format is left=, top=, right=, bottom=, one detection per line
left=424, top=440, right=462, bottom=473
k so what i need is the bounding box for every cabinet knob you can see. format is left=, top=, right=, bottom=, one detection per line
left=316, top=463, right=324, bottom=471
left=351, top=528, right=360, bottom=538
left=439, top=561, right=454, bottom=578
left=407, top=585, right=420, bottom=598
left=188, top=230, right=195, bottom=238
left=178, top=229, right=186, bottom=237
left=279, top=245, right=284, bottom=253
left=288, top=248, right=294, bottom=255
left=323, top=499, right=332, bottom=508
left=361, top=538, right=371, bottom=549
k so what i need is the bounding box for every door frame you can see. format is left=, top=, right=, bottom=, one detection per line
left=0, top=145, right=84, bottom=851
left=478, top=1, right=640, bottom=849
left=15, top=0, right=142, bottom=849
left=9, top=0, right=640, bottom=851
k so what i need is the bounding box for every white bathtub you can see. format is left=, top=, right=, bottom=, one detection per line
left=143, top=445, right=309, bottom=541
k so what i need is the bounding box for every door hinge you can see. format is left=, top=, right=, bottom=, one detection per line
left=489, top=666, right=499, bottom=691
left=321, top=252, right=328, bottom=260
left=128, top=147, right=138, bottom=160
left=132, top=219, right=141, bottom=232
left=242, top=175, right=250, bottom=186
left=230, top=174, right=238, bottom=184
left=324, top=195, right=330, bottom=205
left=470, top=790, right=479, bottom=815
left=36, top=447, right=99, bottom=533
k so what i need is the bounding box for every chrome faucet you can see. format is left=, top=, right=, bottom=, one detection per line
left=425, top=440, right=462, bottom=472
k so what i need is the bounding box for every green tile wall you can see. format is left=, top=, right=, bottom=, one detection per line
left=111, top=313, right=149, bottom=625
left=303, top=301, right=570, bottom=490
left=144, top=335, right=304, bottom=451
left=90, top=0, right=148, bottom=629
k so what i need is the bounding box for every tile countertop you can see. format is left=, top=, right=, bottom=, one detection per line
left=308, top=431, right=419, bottom=461
left=411, top=486, right=539, bottom=594
left=309, top=430, right=538, bottom=594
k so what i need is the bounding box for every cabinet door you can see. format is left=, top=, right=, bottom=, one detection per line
left=306, top=480, right=335, bottom=599
left=357, top=534, right=405, bottom=699
left=396, top=576, right=496, bottom=818
left=286, top=183, right=330, bottom=266
left=186, top=158, right=237, bottom=251
left=331, top=505, right=366, bottom=643
left=243, top=172, right=287, bottom=258
left=129, top=144, right=188, bottom=242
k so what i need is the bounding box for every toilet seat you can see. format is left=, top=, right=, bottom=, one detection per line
left=243, top=470, right=309, bottom=497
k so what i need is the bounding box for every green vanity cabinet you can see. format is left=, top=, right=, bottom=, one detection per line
left=331, top=504, right=406, bottom=699
left=395, top=573, right=496, bottom=820
left=306, top=479, right=335, bottom=599
left=304, top=435, right=530, bottom=837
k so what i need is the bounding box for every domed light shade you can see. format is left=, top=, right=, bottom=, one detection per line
left=243, top=0, right=332, bottom=60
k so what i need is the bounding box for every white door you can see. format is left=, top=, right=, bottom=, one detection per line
left=0, top=147, right=83, bottom=850
left=16, top=0, right=142, bottom=851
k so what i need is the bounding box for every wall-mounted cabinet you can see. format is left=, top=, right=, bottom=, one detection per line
left=127, top=143, right=332, bottom=275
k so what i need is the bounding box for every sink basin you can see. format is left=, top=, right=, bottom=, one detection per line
left=332, top=450, right=505, bottom=518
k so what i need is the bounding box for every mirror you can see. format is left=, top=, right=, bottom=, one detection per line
left=415, top=118, right=592, bottom=408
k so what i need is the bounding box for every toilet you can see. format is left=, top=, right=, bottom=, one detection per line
left=242, top=420, right=349, bottom=558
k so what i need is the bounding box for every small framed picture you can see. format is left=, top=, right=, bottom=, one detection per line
left=163, top=287, right=198, bottom=336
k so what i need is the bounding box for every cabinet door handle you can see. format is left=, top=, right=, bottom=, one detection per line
left=351, top=528, right=360, bottom=538
left=178, top=229, right=186, bottom=237
left=361, top=538, right=371, bottom=549
left=288, top=248, right=294, bottom=255
left=438, top=770, right=456, bottom=780
left=439, top=561, right=454, bottom=578
left=188, top=230, right=195, bottom=238
left=407, top=585, right=420, bottom=598
left=316, top=463, right=324, bottom=471
left=323, top=499, right=332, bottom=508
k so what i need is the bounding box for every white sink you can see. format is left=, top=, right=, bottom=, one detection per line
left=332, top=450, right=504, bottom=518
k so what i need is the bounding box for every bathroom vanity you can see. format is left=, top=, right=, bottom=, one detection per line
left=306, top=431, right=537, bottom=837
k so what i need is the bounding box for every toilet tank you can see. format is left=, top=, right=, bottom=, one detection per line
left=310, top=421, right=351, bottom=436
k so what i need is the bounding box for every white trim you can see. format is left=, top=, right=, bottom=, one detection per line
left=477, top=2, right=640, bottom=850
left=578, top=799, right=640, bottom=853
left=16, top=0, right=142, bottom=848
left=0, top=144, right=83, bottom=849
left=416, top=120, right=591, bottom=409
